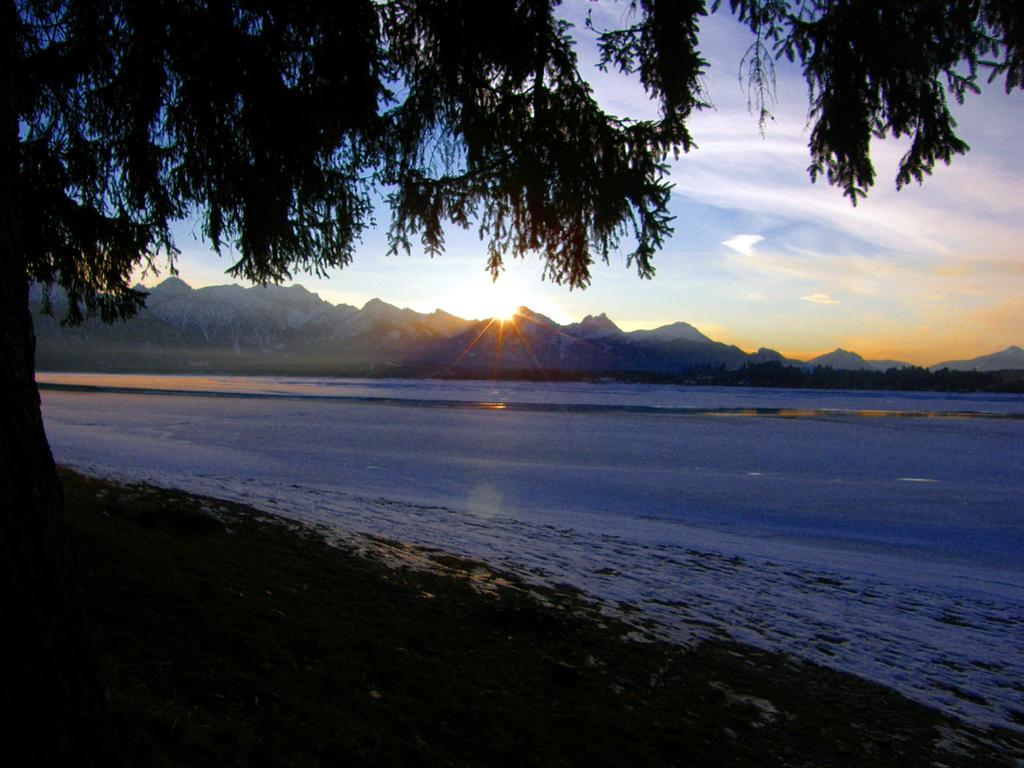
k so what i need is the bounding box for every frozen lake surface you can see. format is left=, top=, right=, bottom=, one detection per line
left=39, top=373, right=1024, bottom=732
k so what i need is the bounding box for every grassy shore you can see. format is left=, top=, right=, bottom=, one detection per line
left=61, top=468, right=1022, bottom=766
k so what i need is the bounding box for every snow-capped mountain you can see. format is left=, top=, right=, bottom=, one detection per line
left=628, top=321, right=711, bottom=345
left=31, top=277, right=1022, bottom=377
left=410, top=307, right=749, bottom=375
left=563, top=313, right=623, bottom=339
left=141, top=277, right=358, bottom=350
left=32, top=278, right=471, bottom=373
left=33, top=278, right=754, bottom=375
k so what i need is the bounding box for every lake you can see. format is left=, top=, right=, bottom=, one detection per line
left=39, top=372, right=1024, bottom=732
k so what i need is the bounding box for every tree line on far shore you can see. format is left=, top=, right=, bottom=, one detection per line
left=437, top=363, right=1024, bottom=393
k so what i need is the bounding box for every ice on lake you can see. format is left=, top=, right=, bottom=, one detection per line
left=39, top=373, right=1024, bottom=732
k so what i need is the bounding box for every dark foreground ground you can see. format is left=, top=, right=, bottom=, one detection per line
left=61, top=469, right=1023, bottom=767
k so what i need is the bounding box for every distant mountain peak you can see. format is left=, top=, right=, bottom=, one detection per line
left=749, top=347, right=787, bottom=364
left=931, top=344, right=1024, bottom=372
left=513, top=306, right=553, bottom=323
left=819, top=347, right=858, bottom=358
left=152, top=275, right=192, bottom=293
left=628, top=321, right=711, bottom=345
left=568, top=312, right=622, bottom=339
left=806, top=348, right=913, bottom=371
left=582, top=312, right=616, bottom=325
left=39, top=275, right=1016, bottom=377
left=358, top=297, right=409, bottom=319
left=809, top=348, right=867, bottom=367
left=274, top=283, right=313, bottom=296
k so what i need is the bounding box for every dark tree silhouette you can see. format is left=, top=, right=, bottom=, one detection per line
left=2, top=0, right=1021, bottom=762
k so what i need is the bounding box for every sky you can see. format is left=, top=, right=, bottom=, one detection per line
left=146, top=1, right=1024, bottom=366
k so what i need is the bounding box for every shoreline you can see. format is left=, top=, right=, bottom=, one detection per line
left=61, top=468, right=1023, bottom=765
left=36, top=370, right=1024, bottom=413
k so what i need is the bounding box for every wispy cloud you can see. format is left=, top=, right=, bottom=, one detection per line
left=721, top=234, right=764, bottom=255
left=656, top=16, right=1024, bottom=266
left=801, top=293, right=840, bottom=305
left=670, top=142, right=1014, bottom=258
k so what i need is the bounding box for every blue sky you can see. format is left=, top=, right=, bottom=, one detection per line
left=149, top=1, right=1024, bottom=365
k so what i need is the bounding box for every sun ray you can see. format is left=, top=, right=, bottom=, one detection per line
left=511, top=308, right=610, bottom=358
left=506, top=316, right=547, bottom=377
left=447, top=317, right=498, bottom=373
left=491, top=318, right=506, bottom=379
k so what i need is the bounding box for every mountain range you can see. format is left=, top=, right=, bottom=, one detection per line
left=31, top=278, right=1023, bottom=377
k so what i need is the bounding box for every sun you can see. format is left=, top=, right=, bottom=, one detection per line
left=492, top=302, right=521, bottom=323
left=437, top=269, right=556, bottom=324
left=482, top=280, right=522, bottom=322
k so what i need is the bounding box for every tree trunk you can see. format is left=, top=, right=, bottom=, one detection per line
left=1, top=4, right=120, bottom=764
